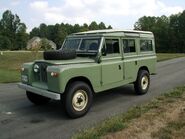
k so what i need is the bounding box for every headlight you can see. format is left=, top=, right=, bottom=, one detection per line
left=33, top=64, right=39, bottom=73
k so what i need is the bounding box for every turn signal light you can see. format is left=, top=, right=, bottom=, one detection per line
left=51, top=72, right=59, bottom=77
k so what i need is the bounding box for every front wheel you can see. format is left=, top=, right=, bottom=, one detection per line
left=64, top=81, right=93, bottom=118
left=134, top=70, right=150, bottom=95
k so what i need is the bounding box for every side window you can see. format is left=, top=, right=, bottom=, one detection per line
left=140, top=40, right=153, bottom=52
left=105, top=39, right=119, bottom=54
left=122, top=39, right=136, bottom=53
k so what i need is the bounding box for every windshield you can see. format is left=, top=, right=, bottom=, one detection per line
left=63, top=39, right=81, bottom=50
left=62, top=38, right=101, bottom=54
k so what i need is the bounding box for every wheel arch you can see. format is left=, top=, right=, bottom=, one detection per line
left=138, top=66, right=150, bottom=74
left=64, top=76, right=95, bottom=94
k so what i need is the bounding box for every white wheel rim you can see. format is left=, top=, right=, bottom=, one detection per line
left=72, top=90, right=88, bottom=111
left=141, top=75, right=149, bottom=90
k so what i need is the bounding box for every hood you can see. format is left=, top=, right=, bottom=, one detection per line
left=35, top=57, right=95, bottom=65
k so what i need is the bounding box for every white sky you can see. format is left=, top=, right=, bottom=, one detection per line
left=0, top=0, right=184, bottom=32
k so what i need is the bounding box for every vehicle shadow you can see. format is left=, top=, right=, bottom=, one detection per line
left=93, top=84, right=136, bottom=104
left=15, top=84, right=136, bottom=121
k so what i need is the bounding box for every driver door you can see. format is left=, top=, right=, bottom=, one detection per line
left=101, top=38, right=124, bottom=85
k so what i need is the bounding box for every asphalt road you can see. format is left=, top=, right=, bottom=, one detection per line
left=0, top=57, right=185, bottom=139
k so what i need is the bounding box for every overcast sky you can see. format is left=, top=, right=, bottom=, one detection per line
left=0, top=0, right=184, bottom=32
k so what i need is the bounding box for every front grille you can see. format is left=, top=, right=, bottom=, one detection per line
left=34, top=62, right=48, bottom=82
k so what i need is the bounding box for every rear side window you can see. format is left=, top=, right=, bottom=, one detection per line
left=122, top=39, right=136, bottom=53
left=105, top=39, right=120, bottom=54
left=140, top=40, right=153, bottom=52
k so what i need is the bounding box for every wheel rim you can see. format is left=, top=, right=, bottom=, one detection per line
left=72, top=90, right=88, bottom=111
left=141, top=75, right=149, bottom=90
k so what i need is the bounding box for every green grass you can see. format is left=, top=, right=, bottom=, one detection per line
left=73, top=86, right=185, bottom=139
left=0, top=69, right=20, bottom=83
left=157, top=53, right=185, bottom=62
left=0, top=51, right=42, bottom=83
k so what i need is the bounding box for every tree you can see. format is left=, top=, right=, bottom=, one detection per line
left=15, top=32, right=29, bottom=50
left=178, top=11, right=185, bottom=52
left=134, top=15, right=170, bottom=52
left=39, top=23, right=48, bottom=38
left=53, top=24, right=67, bottom=49
left=134, top=11, right=185, bottom=53
left=107, top=25, right=112, bottom=29
left=40, top=38, right=54, bottom=50
left=81, top=23, right=89, bottom=31
left=0, top=36, right=12, bottom=50
left=134, top=16, right=157, bottom=31
left=73, top=24, right=81, bottom=33
left=89, top=21, right=99, bottom=30
left=30, top=27, right=40, bottom=38
left=98, top=22, right=106, bottom=29
left=0, top=10, right=28, bottom=50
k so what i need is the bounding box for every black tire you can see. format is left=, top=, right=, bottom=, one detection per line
left=134, top=70, right=150, bottom=95
left=26, top=91, right=51, bottom=105
left=43, top=50, right=76, bottom=60
left=64, top=81, right=93, bottom=118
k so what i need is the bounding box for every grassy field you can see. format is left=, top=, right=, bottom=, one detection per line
left=73, top=86, right=185, bottom=139
left=156, top=53, right=185, bottom=62
left=0, top=52, right=185, bottom=83
left=0, top=51, right=42, bottom=83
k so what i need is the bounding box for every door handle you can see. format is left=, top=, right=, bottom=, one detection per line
left=118, top=65, right=121, bottom=70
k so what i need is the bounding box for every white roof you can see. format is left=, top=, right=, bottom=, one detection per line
left=73, top=29, right=153, bottom=35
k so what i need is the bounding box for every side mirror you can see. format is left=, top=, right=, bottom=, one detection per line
left=101, top=46, right=107, bottom=56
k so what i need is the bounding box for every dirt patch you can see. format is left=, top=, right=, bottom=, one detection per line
left=102, top=95, right=185, bottom=139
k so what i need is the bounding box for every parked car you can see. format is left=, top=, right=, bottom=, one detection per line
left=18, top=29, right=157, bottom=118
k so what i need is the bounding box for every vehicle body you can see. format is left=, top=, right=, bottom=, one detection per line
left=18, top=29, right=156, bottom=118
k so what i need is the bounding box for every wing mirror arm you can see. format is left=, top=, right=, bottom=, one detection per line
left=97, top=46, right=106, bottom=63
left=101, top=47, right=107, bottom=56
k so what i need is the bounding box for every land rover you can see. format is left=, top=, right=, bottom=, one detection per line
left=18, top=29, right=156, bottom=118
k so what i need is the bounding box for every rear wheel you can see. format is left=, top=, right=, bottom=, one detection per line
left=64, top=81, right=93, bottom=118
left=26, top=91, right=51, bottom=105
left=134, top=70, right=150, bottom=95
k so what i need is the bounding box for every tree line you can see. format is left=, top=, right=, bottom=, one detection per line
left=0, top=9, right=185, bottom=52
left=0, top=10, right=112, bottom=50
left=30, top=22, right=112, bottom=49
left=134, top=10, right=185, bottom=53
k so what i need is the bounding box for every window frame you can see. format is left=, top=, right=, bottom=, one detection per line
left=122, top=38, right=137, bottom=54
left=140, top=39, right=153, bottom=53
left=102, top=37, right=122, bottom=58
left=121, top=38, right=137, bottom=56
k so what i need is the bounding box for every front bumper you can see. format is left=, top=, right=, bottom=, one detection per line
left=18, top=83, right=61, bottom=100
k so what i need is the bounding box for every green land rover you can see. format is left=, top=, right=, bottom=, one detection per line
left=18, top=29, right=156, bottom=118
